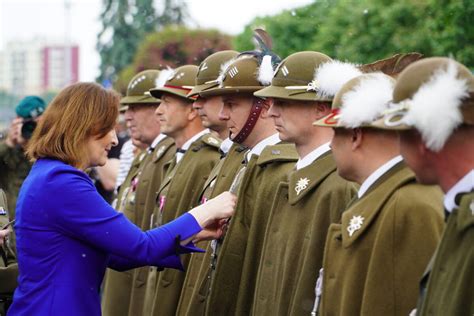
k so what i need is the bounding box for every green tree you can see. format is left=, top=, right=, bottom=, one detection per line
left=96, top=0, right=189, bottom=84
left=114, top=26, right=232, bottom=93
left=233, top=0, right=474, bottom=68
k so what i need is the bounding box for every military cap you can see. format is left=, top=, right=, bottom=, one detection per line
left=120, top=69, right=163, bottom=106
left=15, top=96, right=46, bottom=119
left=187, top=50, right=240, bottom=98
left=254, top=51, right=333, bottom=101
left=313, top=73, right=395, bottom=128
left=358, top=52, right=423, bottom=78
left=374, top=57, right=474, bottom=151
left=149, top=65, right=198, bottom=101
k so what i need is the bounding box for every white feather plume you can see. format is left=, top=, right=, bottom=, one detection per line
left=154, top=67, right=174, bottom=88
left=315, top=60, right=362, bottom=99
left=403, top=60, right=469, bottom=151
left=257, top=55, right=275, bottom=86
left=339, top=73, right=394, bottom=128
left=217, top=57, right=237, bottom=86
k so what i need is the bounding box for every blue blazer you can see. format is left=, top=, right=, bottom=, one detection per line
left=8, top=158, right=202, bottom=315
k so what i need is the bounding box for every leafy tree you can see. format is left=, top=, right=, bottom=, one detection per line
left=114, top=26, right=232, bottom=93
left=96, top=0, right=189, bottom=84
left=233, top=0, right=474, bottom=67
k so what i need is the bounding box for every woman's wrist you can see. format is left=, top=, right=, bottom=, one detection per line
left=188, top=205, right=213, bottom=229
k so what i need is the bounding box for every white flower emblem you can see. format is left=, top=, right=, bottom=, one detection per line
left=156, top=146, right=165, bottom=158
left=347, top=215, right=364, bottom=237
left=470, top=201, right=474, bottom=216
left=295, top=177, right=310, bottom=195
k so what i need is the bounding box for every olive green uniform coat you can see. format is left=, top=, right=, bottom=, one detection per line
left=148, top=133, right=221, bottom=316
left=0, top=189, right=17, bottom=315
left=252, top=152, right=357, bottom=315
left=320, top=162, right=444, bottom=316
left=102, top=151, right=147, bottom=316
left=175, top=143, right=246, bottom=316
left=127, top=137, right=176, bottom=316
left=205, top=143, right=298, bottom=316
left=418, top=190, right=474, bottom=316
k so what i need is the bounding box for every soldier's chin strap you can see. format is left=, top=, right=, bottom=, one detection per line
left=231, top=97, right=264, bottom=144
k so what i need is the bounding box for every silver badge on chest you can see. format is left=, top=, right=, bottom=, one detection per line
left=347, top=215, right=364, bottom=237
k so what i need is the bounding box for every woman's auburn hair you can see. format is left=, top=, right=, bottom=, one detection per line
left=26, top=82, right=120, bottom=169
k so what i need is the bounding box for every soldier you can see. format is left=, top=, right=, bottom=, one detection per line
left=143, top=65, right=221, bottom=316
left=186, top=33, right=301, bottom=316
left=0, top=96, right=45, bottom=220
left=174, top=50, right=250, bottom=316
left=0, top=189, right=17, bottom=316
left=313, top=72, right=445, bottom=315
left=375, top=57, right=474, bottom=315
left=244, top=52, right=358, bottom=315
left=102, top=69, right=176, bottom=316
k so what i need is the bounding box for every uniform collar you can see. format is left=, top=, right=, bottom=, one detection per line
left=176, top=129, right=210, bottom=163
left=296, top=142, right=331, bottom=170
left=149, top=133, right=167, bottom=152
left=219, top=137, right=233, bottom=155
left=358, top=155, right=403, bottom=199
left=444, top=169, right=474, bottom=213
left=246, top=133, right=280, bottom=162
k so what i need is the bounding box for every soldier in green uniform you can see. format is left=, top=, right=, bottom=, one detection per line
left=375, top=57, right=474, bottom=316
left=184, top=36, right=302, bottom=315
left=142, top=65, right=221, bottom=316
left=243, top=52, right=358, bottom=315
left=313, top=72, right=445, bottom=316
left=174, top=50, right=248, bottom=316
left=0, top=189, right=17, bottom=316
left=102, top=69, right=176, bottom=316
left=0, top=96, right=46, bottom=220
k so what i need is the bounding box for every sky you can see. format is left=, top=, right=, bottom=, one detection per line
left=0, top=0, right=313, bottom=81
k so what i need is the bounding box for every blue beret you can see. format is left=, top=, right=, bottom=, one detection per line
left=15, top=96, right=46, bottom=119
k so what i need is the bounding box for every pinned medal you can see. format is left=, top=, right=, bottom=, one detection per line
left=0, top=207, right=6, bottom=215
left=347, top=215, right=364, bottom=236
left=295, top=178, right=310, bottom=195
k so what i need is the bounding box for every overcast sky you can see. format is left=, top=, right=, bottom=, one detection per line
left=0, top=0, right=313, bottom=81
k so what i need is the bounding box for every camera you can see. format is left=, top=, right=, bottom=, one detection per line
left=20, top=119, right=37, bottom=140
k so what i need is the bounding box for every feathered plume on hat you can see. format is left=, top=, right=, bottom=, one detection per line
left=216, top=57, right=238, bottom=86
left=154, top=67, right=175, bottom=89
left=238, top=28, right=281, bottom=86
left=314, top=60, right=362, bottom=99
left=339, top=73, right=394, bottom=128
left=401, top=60, right=470, bottom=151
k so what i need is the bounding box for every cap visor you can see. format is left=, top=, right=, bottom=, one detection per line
left=150, top=87, right=194, bottom=101
left=200, top=86, right=263, bottom=98
left=120, top=95, right=160, bottom=104
left=187, top=82, right=218, bottom=98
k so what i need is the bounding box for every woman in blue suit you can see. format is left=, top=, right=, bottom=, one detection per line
left=7, top=83, right=235, bottom=315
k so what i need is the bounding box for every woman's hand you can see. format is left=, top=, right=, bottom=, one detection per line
left=188, top=191, right=236, bottom=230
left=193, top=218, right=229, bottom=243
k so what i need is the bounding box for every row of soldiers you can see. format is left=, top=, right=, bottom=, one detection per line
left=100, top=30, right=473, bottom=316
left=2, top=30, right=473, bottom=315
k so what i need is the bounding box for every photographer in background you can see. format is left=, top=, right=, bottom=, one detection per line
left=0, top=96, right=46, bottom=221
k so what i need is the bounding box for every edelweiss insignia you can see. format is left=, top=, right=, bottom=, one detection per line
left=207, top=137, right=219, bottom=145
left=347, top=215, right=364, bottom=237
left=295, top=178, right=310, bottom=195
left=156, top=146, right=166, bottom=158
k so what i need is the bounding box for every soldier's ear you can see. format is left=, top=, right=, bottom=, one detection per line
left=259, top=98, right=272, bottom=119
left=188, top=106, right=199, bottom=121
left=351, top=128, right=363, bottom=150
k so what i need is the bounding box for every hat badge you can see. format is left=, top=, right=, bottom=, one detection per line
left=228, top=66, right=239, bottom=78
left=347, top=215, right=364, bottom=236
left=281, top=65, right=289, bottom=77
left=295, top=177, right=310, bottom=195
